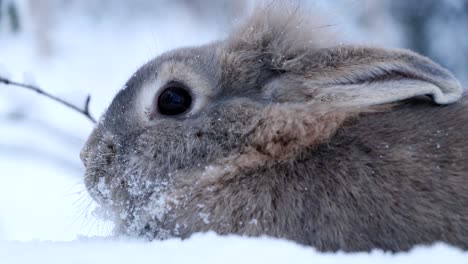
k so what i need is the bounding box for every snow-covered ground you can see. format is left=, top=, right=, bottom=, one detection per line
left=1, top=233, right=468, bottom=264
left=0, top=1, right=467, bottom=263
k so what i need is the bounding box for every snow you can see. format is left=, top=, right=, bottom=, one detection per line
left=0, top=1, right=467, bottom=263
left=1, top=233, right=467, bottom=264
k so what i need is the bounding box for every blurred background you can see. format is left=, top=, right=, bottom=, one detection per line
left=0, top=0, right=467, bottom=241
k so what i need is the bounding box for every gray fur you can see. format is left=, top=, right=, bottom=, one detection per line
left=81, top=5, right=467, bottom=252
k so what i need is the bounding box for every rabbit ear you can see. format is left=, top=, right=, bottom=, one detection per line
left=265, top=46, right=463, bottom=108
left=249, top=46, right=463, bottom=161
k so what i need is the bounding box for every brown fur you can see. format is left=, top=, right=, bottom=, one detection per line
left=81, top=4, right=467, bottom=252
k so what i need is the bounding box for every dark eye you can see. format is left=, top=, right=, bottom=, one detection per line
left=157, top=83, right=192, bottom=116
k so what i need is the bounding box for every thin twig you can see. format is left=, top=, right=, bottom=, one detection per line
left=313, top=23, right=339, bottom=29
left=0, top=76, right=97, bottom=124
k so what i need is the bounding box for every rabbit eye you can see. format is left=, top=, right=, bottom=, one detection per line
left=157, top=82, right=192, bottom=116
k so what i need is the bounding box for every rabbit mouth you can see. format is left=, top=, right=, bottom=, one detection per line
left=84, top=166, right=116, bottom=207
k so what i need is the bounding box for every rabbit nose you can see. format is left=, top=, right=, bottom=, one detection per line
left=80, top=127, right=104, bottom=167
left=80, top=146, right=89, bottom=166
left=102, top=141, right=117, bottom=166
left=80, top=136, right=98, bottom=167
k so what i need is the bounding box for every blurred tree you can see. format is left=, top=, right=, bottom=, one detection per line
left=29, top=0, right=53, bottom=56
left=7, top=1, right=20, bottom=33
left=389, top=0, right=468, bottom=84
left=0, top=0, right=3, bottom=25
left=389, top=0, right=439, bottom=55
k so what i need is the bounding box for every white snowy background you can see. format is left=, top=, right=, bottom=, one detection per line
left=0, top=0, right=467, bottom=263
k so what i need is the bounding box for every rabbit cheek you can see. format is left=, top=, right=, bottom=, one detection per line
left=108, top=102, right=263, bottom=239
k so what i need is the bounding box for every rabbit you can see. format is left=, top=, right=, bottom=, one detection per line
left=80, top=5, right=468, bottom=252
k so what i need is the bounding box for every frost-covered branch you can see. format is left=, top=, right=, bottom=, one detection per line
left=0, top=76, right=97, bottom=124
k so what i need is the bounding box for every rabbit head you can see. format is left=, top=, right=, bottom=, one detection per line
left=80, top=6, right=463, bottom=246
